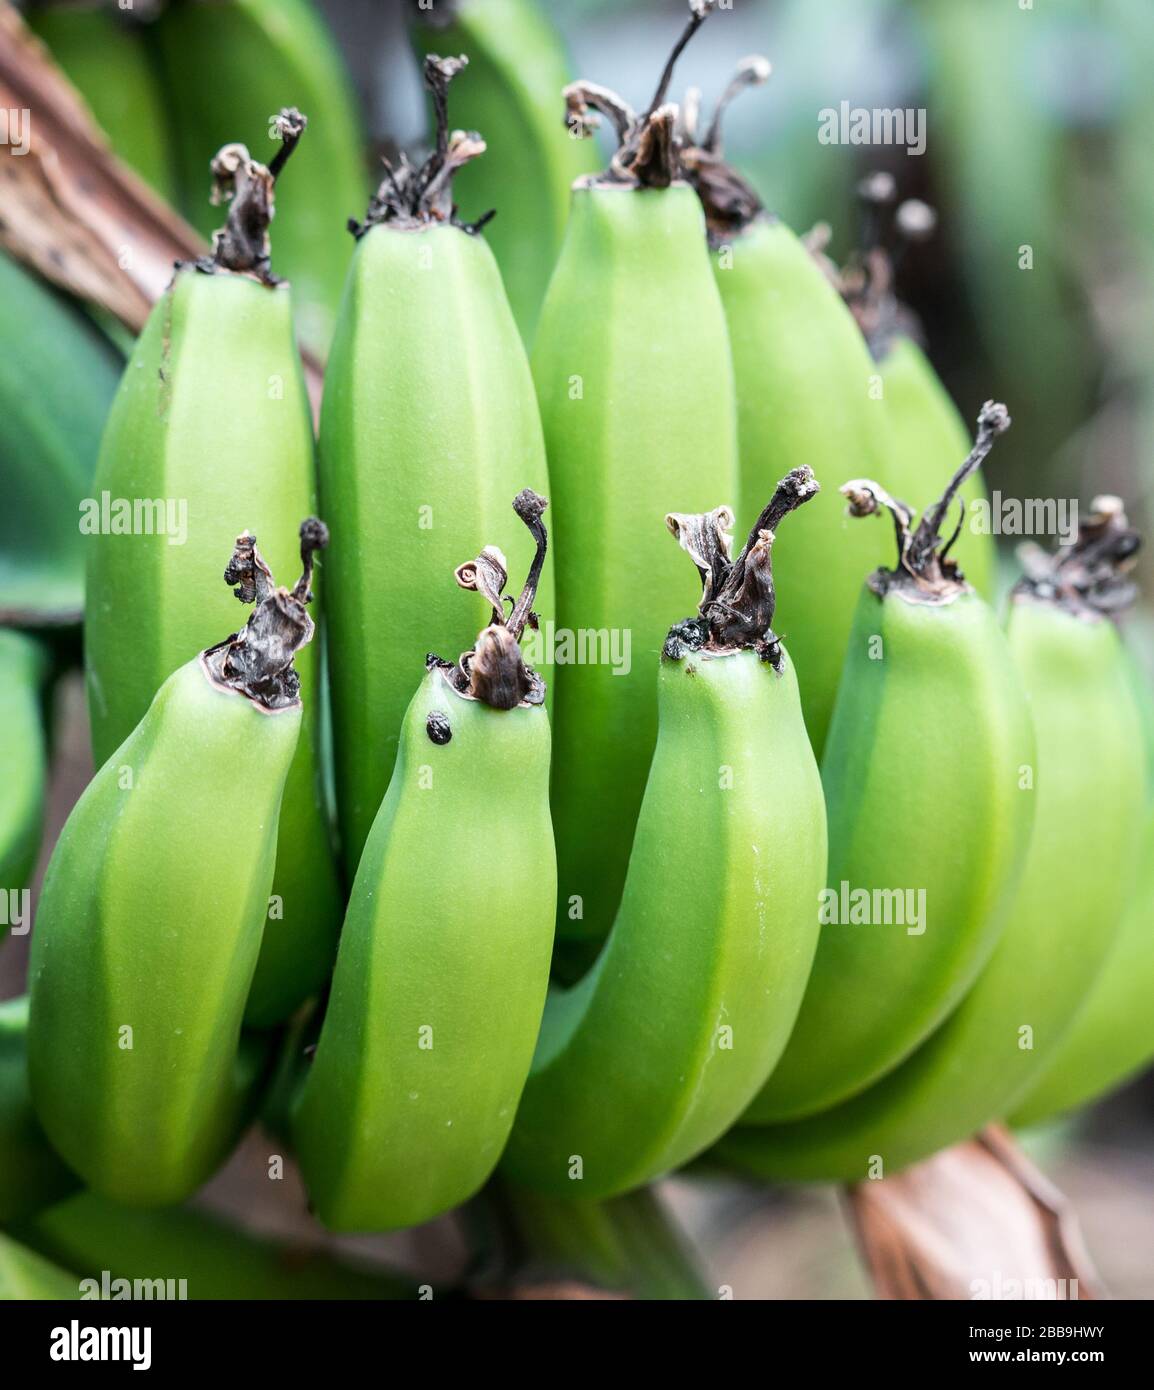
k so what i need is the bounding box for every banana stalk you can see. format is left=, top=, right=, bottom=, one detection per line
left=0, top=251, right=121, bottom=625
left=295, top=494, right=556, bottom=1232
left=26, top=2, right=175, bottom=200
left=0, top=998, right=79, bottom=1224
left=537, top=1, right=739, bottom=944
left=318, top=55, right=551, bottom=873
left=29, top=525, right=323, bottom=1205
left=0, top=632, right=49, bottom=923
left=84, top=115, right=341, bottom=1027
left=501, top=471, right=826, bottom=1200
left=409, top=0, right=597, bottom=342
left=744, top=405, right=1034, bottom=1123
left=152, top=0, right=368, bottom=352
left=719, top=499, right=1146, bottom=1180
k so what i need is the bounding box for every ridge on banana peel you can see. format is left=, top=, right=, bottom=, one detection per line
left=84, top=111, right=341, bottom=1029
left=680, top=64, right=993, bottom=759
left=295, top=493, right=556, bottom=1233
left=319, top=54, right=551, bottom=876
left=501, top=468, right=826, bottom=1201
left=538, top=1, right=739, bottom=948
left=744, top=404, right=1035, bottom=1124
left=720, top=496, right=1146, bottom=1183
left=30, top=523, right=327, bottom=1206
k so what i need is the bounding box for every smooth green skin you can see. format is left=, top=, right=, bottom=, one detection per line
left=28, top=660, right=298, bottom=1206
left=14, top=1193, right=415, bottom=1300
left=744, top=588, right=1035, bottom=1123
left=1011, top=652, right=1154, bottom=1125
left=318, top=222, right=551, bottom=873
left=0, top=252, right=121, bottom=621
left=295, top=665, right=556, bottom=1233
left=879, top=335, right=994, bottom=600
left=536, top=183, right=739, bottom=943
left=715, top=218, right=991, bottom=758
left=409, top=0, right=597, bottom=342
left=502, top=648, right=826, bottom=1200
left=0, top=1233, right=79, bottom=1301
left=718, top=600, right=1146, bottom=1181
left=152, top=0, right=368, bottom=353
left=0, top=999, right=80, bottom=1224
left=0, top=632, right=48, bottom=922
left=27, top=5, right=175, bottom=201
left=85, top=269, right=340, bottom=1027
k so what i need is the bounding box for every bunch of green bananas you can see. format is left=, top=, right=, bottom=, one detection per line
left=4, top=0, right=1154, bottom=1301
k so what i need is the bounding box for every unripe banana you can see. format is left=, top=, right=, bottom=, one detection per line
left=0, top=1233, right=79, bottom=1301
left=84, top=115, right=340, bottom=1027
left=680, top=71, right=993, bottom=757
left=0, top=250, right=121, bottom=624
left=152, top=0, right=368, bottom=351
left=719, top=501, right=1146, bottom=1180
left=0, top=998, right=79, bottom=1224
left=536, top=3, right=739, bottom=944
left=502, top=471, right=826, bottom=1200
left=0, top=631, right=48, bottom=927
left=318, top=55, right=551, bottom=874
left=29, top=525, right=323, bottom=1205
left=295, top=493, right=555, bottom=1233
left=744, top=405, right=1034, bottom=1124
left=1011, top=542, right=1154, bottom=1126
left=26, top=2, right=175, bottom=200
left=408, top=0, right=597, bottom=341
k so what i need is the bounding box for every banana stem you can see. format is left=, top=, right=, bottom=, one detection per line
left=437, top=491, right=548, bottom=709
left=665, top=467, right=818, bottom=666
left=206, top=108, right=306, bottom=282
left=203, top=518, right=328, bottom=710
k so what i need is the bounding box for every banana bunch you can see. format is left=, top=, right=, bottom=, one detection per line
left=6, top=0, right=1154, bottom=1296
left=85, top=112, right=341, bottom=1028
left=30, top=522, right=325, bottom=1205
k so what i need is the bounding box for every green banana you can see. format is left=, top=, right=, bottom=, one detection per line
left=152, top=0, right=368, bottom=352
left=829, top=179, right=994, bottom=599
left=0, top=998, right=79, bottom=1224
left=295, top=493, right=556, bottom=1233
left=26, top=2, right=175, bottom=200
left=15, top=1193, right=416, bottom=1300
left=0, top=631, right=49, bottom=927
left=0, top=1233, right=79, bottom=1301
left=502, top=470, right=826, bottom=1200
left=680, top=65, right=996, bottom=758
left=318, top=55, right=551, bottom=873
left=29, top=524, right=323, bottom=1205
left=408, top=0, right=597, bottom=342
left=536, top=2, right=739, bottom=944
left=0, top=251, right=122, bottom=624
left=744, top=404, right=1034, bottom=1124
left=1011, top=559, right=1154, bottom=1125
left=84, top=115, right=340, bottom=1028
left=719, top=499, right=1146, bottom=1180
